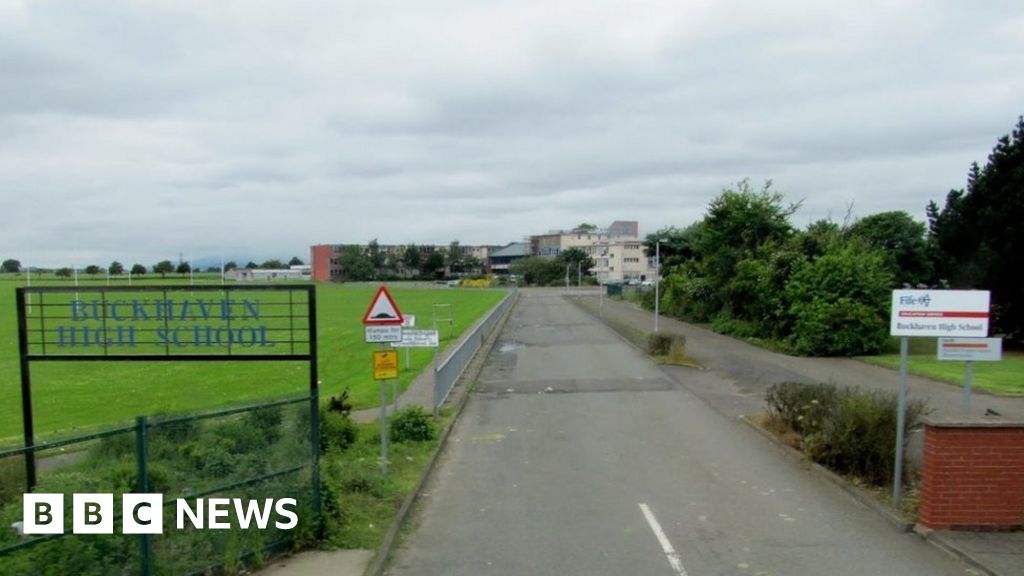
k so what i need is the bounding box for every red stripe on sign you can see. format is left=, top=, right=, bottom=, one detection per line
left=942, top=343, right=989, bottom=349
left=898, top=311, right=989, bottom=318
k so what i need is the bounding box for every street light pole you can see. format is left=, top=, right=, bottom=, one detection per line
left=654, top=239, right=661, bottom=333
left=577, top=261, right=582, bottom=288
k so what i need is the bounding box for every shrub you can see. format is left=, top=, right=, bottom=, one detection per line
left=710, top=316, right=758, bottom=339
left=810, top=390, right=928, bottom=486
left=765, top=381, right=840, bottom=435
left=638, top=288, right=656, bottom=311
left=327, top=389, right=353, bottom=416
left=390, top=406, right=436, bottom=443
left=320, top=408, right=358, bottom=453
left=668, top=337, right=688, bottom=365
left=243, top=404, right=284, bottom=445
left=783, top=243, right=892, bottom=356
left=765, top=382, right=928, bottom=486
left=647, top=333, right=673, bottom=356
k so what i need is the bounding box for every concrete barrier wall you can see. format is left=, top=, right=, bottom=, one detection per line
left=918, top=418, right=1024, bottom=531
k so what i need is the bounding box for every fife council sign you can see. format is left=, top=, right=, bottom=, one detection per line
left=890, top=289, right=990, bottom=338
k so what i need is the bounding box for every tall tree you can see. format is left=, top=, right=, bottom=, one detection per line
left=367, top=239, right=385, bottom=272
left=1, top=259, right=20, bottom=273
left=154, top=260, right=175, bottom=277
left=403, top=244, right=422, bottom=273
left=557, top=247, right=595, bottom=275
left=421, top=250, right=446, bottom=279
left=288, top=256, right=304, bottom=266
left=224, top=261, right=238, bottom=271
left=261, top=259, right=285, bottom=269
left=338, top=245, right=374, bottom=281
left=846, top=211, right=930, bottom=287
left=509, top=256, right=563, bottom=286
left=644, top=225, right=702, bottom=269
left=130, top=264, right=147, bottom=275
left=85, top=264, right=101, bottom=276
left=56, top=267, right=72, bottom=278
left=108, top=261, right=125, bottom=275
left=176, top=262, right=191, bottom=275
left=446, top=241, right=462, bottom=273
left=928, top=116, right=1024, bottom=339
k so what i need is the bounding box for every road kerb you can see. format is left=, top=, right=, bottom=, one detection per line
left=362, top=291, right=519, bottom=576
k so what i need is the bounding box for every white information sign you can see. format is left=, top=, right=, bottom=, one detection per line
left=364, top=325, right=403, bottom=343
left=890, top=290, right=990, bottom=338
left=392, top=329, right=439, bottom=348
left=938, top=338, right=1002, bottom=362
left=402, top=315, right=416, bottom=328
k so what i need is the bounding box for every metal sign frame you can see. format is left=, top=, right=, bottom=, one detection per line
left=15, top=284, right=319, bottom=491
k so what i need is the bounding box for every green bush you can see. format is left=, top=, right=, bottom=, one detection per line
left=710, top=316, right=758, bottom=339
left=647, top=332, right=686, bottom=356
left=638, top=288, right=656, bottom=311
left=765, top=382, right=928, bottom=486
left=320, top=408, right=358, bottom=453
left=390, top=406, right=436, bottom=443
left=811, top=390, right=927, bottom=485
left=243, top=404, right=284, bottom=444
left=647, top=333, right=673, bottom=356
left=765, top=381, right=839, bottom=435
left=784, top=243, right=892, bottom=356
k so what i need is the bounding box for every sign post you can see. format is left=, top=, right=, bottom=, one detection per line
left=889, top=289, right=990, bottom=505
left=363, top=286, right=404, bottom=475
left=937, top=337, right=1002, bottom=415
left=402, top=315, right=416, bottom=369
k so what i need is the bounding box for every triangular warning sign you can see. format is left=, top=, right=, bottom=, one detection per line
left=362, top=285, right=404, bottom=326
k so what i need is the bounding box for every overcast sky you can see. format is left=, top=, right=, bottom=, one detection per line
left=2, top=0, right=1022, bottom=268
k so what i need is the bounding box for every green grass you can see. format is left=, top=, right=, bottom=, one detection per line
left=321, top=415, right=447, bottom=549
left=0, top=274, right=505, bottom=440
left=861, top=337, right=1024, bottom=395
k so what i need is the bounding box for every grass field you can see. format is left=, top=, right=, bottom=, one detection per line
left=860, top=336, right=1024, bottom=395
left=0, top=274, right=505, bottom=440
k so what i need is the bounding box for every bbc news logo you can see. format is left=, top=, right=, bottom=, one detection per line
left=22, top=494, right=298, bottom=535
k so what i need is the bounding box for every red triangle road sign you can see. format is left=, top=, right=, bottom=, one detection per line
left=362, top=285, right=404, bottom=326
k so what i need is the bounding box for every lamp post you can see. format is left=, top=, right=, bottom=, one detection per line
left=654, top=239, right=662, bottom=333
left=577, top=260, right=582, bottom=288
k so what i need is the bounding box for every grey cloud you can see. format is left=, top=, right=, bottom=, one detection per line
left=1, top=0, right=1022, bottom=265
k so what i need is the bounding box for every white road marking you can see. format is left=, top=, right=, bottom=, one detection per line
left=639, top=503, right=690, bottom=576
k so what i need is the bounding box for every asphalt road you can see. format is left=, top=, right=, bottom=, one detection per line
left=386, top=290, right=973, bottom=576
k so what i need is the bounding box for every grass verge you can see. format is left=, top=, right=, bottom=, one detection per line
left=321, top=414, right=449, bottom=550
left=860, top=342, right=1024, bottom=396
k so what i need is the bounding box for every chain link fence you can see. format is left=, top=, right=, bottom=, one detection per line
left=0, top=395, right=319, bottom=576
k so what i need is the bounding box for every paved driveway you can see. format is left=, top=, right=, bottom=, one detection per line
left=386, top=289, right=971, bottom=576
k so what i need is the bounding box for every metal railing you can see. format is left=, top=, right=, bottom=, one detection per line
left=0, top=394, right=320, bottom=576
left=433, top=290, right=518, bottom=411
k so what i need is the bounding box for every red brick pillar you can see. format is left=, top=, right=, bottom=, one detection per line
left=918, top=419, right=1024, bottom=531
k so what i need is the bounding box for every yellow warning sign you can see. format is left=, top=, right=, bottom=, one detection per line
left=373, top=350, right=399, bottom=380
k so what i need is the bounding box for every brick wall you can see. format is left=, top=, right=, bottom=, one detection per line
left=310, top=245, right=334, bottom=282
left=918, top=420, right=1024, bottom=531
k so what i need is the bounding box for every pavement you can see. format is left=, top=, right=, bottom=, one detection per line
left=260, top=289, right=1023, bottom=576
